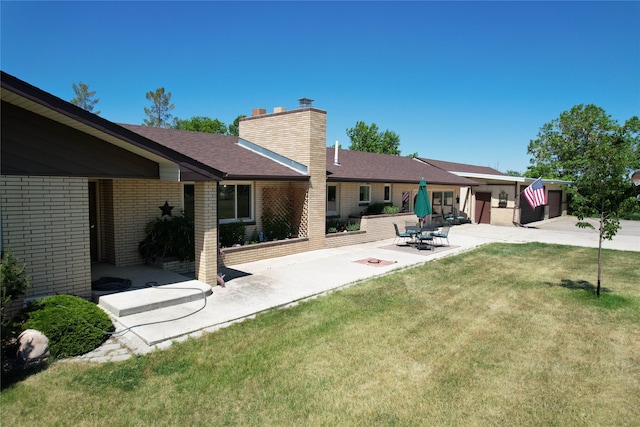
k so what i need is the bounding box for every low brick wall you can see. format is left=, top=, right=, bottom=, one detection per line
left=221, top=238, right=310, bottom=266
left=324, top=213, right=418, bottom=249
left=217, top=213, right=419, bottom=266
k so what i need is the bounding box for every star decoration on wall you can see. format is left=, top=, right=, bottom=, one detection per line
left=159, top=201, right=174, bottom=217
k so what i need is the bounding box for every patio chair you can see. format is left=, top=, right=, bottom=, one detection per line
left=393, top=223, right=412, bottom=246
left=451, top=208, right=471, bottom=224
left=431, top=224, right=451, bottom=246
left=415, top=230, right=434, bottom=251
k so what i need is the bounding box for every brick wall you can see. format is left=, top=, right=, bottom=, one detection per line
left=240, top=108, right=327, bottom=251
left=194, top=181, right=217, bottom=286
left=1, top=175, right=92, bottom=299
left=109, top=179, right=183, bottom=266
left=221, top=238, right=310, bottom=266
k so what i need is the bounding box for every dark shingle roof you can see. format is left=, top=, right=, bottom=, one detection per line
left=419, top=158, right=507, bottom=176
left=327, top=149, right=478, bottom=186
left=1, top=71, right=223, bottom=181
left=120, top=124, right=309, bottom=181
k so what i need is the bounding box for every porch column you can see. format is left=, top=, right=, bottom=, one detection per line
left=194, top=181, right=217, bottom=286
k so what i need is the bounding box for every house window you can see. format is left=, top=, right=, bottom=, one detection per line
left=359, top=185, right=371, bottom=204
left=384, top=184, right=391, bottom=203
left=431, top=191, right=454, bottom=214
left=327, top=185, right=338, bottom=215
left=219, top=182, right=253, bottom=222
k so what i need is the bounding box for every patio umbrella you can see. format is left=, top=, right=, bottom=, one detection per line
left=414, top=178, right=432, bottom=225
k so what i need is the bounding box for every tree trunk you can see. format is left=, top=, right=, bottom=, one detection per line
left=597, top=210, right=604, bottom=297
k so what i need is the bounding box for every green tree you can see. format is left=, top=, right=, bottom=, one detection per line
left=346, top=121, right=401, bottom=155
left=70, top=81, right=100, bottom=114
left=228, top=114, right=246, bottom=136
left=527, top=104, right=640, bottom=296
left=505, top=170, right=522, bottom=177
left=172, top=116, right=228, bottom=134
left=143, top=87, right=174, bottom=128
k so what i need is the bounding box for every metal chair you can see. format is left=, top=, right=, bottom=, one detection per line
left=431, top=224, right=451, bottom=246
left=393, top=223, right=412, bottom=246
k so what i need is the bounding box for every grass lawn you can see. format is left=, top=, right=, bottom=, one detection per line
left=1, top=242, right=639, bottom=426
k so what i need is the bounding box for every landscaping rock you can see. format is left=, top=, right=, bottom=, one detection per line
left=16, top=329, right=49, bottom=364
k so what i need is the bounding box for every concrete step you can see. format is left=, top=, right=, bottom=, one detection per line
left=98, top=280, right=212, bottom=317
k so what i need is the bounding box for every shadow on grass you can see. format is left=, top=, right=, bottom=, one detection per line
left=546, top=278, right=612, bottom=294
left=547, top=279, right=635, bottom=310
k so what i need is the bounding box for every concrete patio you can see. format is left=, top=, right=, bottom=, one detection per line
left=84, top=217, right=639, bottom=362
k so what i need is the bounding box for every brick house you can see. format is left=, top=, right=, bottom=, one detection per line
left=2, top=71, right=483, bottom=304
left=1, top=72, right=224, bottom=301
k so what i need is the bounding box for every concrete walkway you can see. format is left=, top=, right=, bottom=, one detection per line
left=73, top=217, right=639, bottom=363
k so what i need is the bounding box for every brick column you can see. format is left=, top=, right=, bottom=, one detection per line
left=194, top=181, right=218, bottom=286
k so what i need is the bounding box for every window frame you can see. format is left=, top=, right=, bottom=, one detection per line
left=218, top=181, right=254, bottom=224
left=383, top=184, right=391, bottom=203
left=359, top=184, right=371, bottom=205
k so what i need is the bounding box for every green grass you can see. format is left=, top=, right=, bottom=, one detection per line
left=2, top=243, right=639, bottom=426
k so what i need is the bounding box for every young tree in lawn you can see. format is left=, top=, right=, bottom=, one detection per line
left=527, top=104, right=640, bottom=296
left=346, top=121, right=401, bottom=155
left=70, top=81, right=100, bottom=114
left=143, top=87, right=174, bottom=128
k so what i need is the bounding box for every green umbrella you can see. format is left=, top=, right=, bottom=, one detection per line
left=414, top=178, right=432, bottom=223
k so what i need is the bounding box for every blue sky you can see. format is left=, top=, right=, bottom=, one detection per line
left=2, top=1, right=638, bottom=173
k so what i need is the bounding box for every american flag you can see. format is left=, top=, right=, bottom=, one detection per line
left=523, top=177, right=546, bottom=209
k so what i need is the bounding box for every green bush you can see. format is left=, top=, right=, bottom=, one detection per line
left=19, top=295, right=114, bottom=358
left=363, top=202, right=398, bottom=215
left=382, top=204, right=400, bottom=214
left=219, top=221, right=246, bottom=247
left=326, top=218, right=361, bottom=233
left=1, top=249, right=30, bottom=327
left=138, top=214, right=195, bottom=262
left=262, top=212, right=291, bottom=241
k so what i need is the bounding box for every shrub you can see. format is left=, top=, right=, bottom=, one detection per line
left=326, top=218, right=360, bottom=233
left=1, top=249, right=30, bottom=327
left=382, top=204, right=400, bottom=214
left=138, top=214, right=195, bottom=262
left=19, top=295, right=114, bottom=358
left=262, top=212, right=291, bottom=241
left=363, top=202, right=398, bottom=215
left=219, top=221, right=246, bottom=247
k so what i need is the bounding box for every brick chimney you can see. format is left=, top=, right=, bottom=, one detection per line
left=239, top=100, right=327, bottom=249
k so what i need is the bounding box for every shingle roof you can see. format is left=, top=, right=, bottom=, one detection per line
left=419, top=158, right=508, bottom=176
left=120, top=124, right=309, bottom=181
left=327, top=149, right=478, bottom=186
left=1, top=71, right=223, bottom=181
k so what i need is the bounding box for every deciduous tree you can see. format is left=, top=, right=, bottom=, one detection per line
left=172, top=116, right=228, bottom=134
left=527, top=104, right=640, bottom=296
left=346, top=121, right=401, bottom=155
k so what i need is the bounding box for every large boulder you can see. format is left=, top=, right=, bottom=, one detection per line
left=16, top=329, right=49, bottom=364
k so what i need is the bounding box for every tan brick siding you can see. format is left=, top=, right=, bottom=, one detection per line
left=240, top=108, right=327, bottom=251
left=194, top=181, right=217, bottom=285
left=1, top=175, right=92, bottom=299
left=109, top=179, right=183, bottom=266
